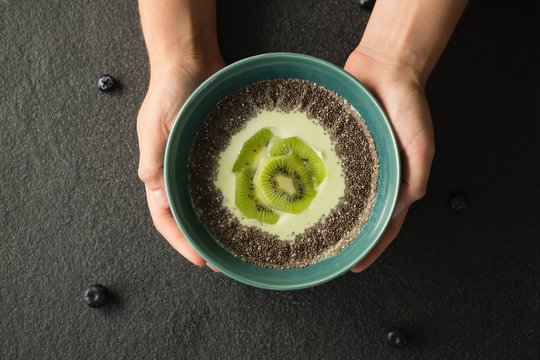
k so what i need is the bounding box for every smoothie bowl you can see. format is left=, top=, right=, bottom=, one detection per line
left=164, top=53, right=400, bottom=290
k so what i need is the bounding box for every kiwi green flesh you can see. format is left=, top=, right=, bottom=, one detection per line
left=269, top=136, right=327, bottom=185
left=232, top=128, right=273, bottom=173
left=235, top=169, right=280, bottom=224
left=254, top=155, right=316, bottom=214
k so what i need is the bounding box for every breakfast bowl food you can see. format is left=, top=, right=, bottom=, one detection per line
left=164, top=53, right=400, bottom=290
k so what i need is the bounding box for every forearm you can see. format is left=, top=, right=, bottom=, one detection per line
left=138, top=0, right=220, bottom=72
left=355, top=0, right=468, bottom=84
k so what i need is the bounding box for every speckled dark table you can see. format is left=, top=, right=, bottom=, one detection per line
left=1, top=1, right=539, bottom=359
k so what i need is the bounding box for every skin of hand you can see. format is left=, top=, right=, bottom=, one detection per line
left=346, top=0, right=468, bottom=272
left=137, top=0, right=467, bottom=272
left=137, top=58, right=223, bottom=267
left=137, top=0, right=223, bottom=268
left=344, top=49, right=434, bottom=272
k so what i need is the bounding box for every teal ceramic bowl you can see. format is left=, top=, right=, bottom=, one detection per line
left=164, top=53, right=400, bottom=290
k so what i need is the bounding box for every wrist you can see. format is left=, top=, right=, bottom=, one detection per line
left=346, top=47, right=424, bottom=93
left=138, top=0, right=221, bottom=78
left=148, top=47, right=223, bottom=79
left=354, top=0, right=469, bottom=86
left=148, top=38, right=221, bottom=73
left=147, top=54, right=224, bottom=92
left=354, top=32, right=431, bottom=87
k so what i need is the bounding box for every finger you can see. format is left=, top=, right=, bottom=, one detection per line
left=206, top=263, right=220, bottom=272
left=350, top=135, right=432, bottom=273
left=400, top=137, right=435, bottom=204
left=137, top=111, right=169, bottom=190
left=350, top=206, right=408, bottom=273
left=145, top=187, right=206, bottom=267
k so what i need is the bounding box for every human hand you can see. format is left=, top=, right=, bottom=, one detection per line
left=344, top=49, right=435, bottom=272
left=137, top=57, right=224, bottom=267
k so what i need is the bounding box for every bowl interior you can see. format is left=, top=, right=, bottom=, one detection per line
left=164, top=53, right=400, bottom=290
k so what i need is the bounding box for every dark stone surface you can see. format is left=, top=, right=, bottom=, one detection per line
left=1, top=0, right=539, bottom=359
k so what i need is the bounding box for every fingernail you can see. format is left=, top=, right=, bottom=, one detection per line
left=391, top=202, right=405, bottom=219
left=152, top=189, right=169, bottom=209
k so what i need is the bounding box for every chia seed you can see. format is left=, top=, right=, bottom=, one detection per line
left=187, top=79, right=379, bottom=268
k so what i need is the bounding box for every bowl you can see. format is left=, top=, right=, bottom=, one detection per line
left=164, top=53, right=400, bottom=290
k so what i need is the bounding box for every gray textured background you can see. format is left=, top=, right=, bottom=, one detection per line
left=1, top=0, right=539, bottom=359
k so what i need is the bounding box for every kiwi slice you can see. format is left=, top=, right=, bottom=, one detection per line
left=235, top=168, right=280, bottom=224
left=254, top=155, right=316, bottom=214
left=269, top=136, right=327, bottom=185
left=232, top=128, right=273, bottom=173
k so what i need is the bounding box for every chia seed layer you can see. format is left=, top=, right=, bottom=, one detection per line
left=187, top=79, right=379, bottom=268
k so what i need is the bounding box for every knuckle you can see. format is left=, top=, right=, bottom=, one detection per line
left=413, top=188, right=427, bottom=201
left=138, top=166, right=156, bottom=184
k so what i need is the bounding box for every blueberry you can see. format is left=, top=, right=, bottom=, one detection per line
left=83, top=284, right=109, bottom=308
left=358, top=0, right=376, bottom=10
left=386, top=328, right=408, bottom=349
left=97, top=74, right=115, bottom=92
left=450, top=191, right=468, bottom=212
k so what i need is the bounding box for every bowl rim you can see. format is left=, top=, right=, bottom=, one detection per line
left=164, top=52, right=400, bottom=290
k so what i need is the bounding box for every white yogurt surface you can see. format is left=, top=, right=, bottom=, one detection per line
left=215, top=110, right=345, bottom=241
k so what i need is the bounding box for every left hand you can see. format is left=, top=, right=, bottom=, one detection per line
left=137, top=57, right=224, bottom=267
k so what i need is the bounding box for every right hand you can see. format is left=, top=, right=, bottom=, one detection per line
left=344, top=49, right=435, bottom=272
left=137, top=56, right=224, bottom=267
